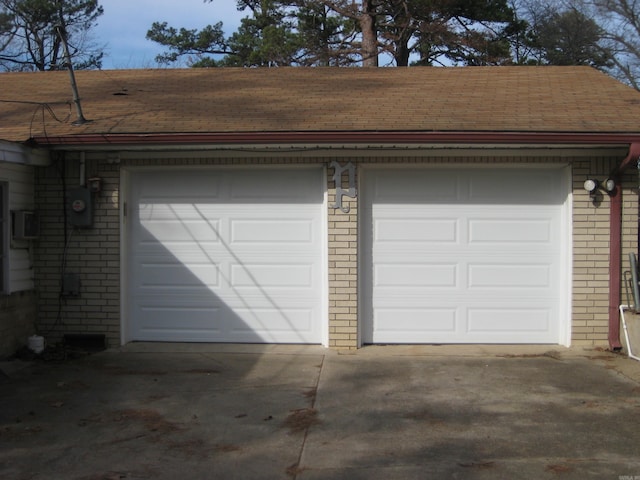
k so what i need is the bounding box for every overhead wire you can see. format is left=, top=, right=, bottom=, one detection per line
left=0, top=99, right=72, bottom=139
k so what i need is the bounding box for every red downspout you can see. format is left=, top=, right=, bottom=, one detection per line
left=609, top=184, right=623, bottom=349
left=609, top=143, right=640, bottom=350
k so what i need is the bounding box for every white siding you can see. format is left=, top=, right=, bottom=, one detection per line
left=0, top=161, right=36, bottom=293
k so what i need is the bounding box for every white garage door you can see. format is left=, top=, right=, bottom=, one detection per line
left=362, top=167, right=569, bottom=344
left=125, top=167, right=325, bottom=344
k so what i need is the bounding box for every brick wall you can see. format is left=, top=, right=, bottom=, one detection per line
left=34, top=153, right=120, bottom=348
left=32, top=152, right=636, bottom=349
left=572, top=158, right=610, bottom=345
left=0, top=290, right=37, bottom=358
left=572, top=157, right=638, bottom=346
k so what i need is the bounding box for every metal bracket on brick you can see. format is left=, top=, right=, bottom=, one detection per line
left=330, top=161, right=357, bottom=213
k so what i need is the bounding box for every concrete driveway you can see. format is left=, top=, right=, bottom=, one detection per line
left=1, top=344, right=640, bottom=480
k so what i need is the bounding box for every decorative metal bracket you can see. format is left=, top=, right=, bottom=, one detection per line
left=330, top=161, right=357, bottom=213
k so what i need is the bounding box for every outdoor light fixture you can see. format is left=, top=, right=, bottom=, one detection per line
left=603, top=178, right=616, bottom=193
left=583, top=177, right=616, bottom=200
left=87, top=176, right=102, bottom=193
left=583, top=178, right=599, bottom=194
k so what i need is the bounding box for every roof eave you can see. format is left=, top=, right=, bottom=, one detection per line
left=29, top=131, right=640, bottom=149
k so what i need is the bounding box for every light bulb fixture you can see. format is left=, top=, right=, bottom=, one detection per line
left=603, top=178, right=616, bottom=193
left=87, top=176, right=102, bottom=193
left=583, top=177, right=616, bottom=202
left=583, top=178, right=599, bottom=194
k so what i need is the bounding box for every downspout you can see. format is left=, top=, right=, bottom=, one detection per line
left=609, top=178, right=623, bottom=350
left=608, top=143, right=640, bottom=350
left=79, top=151, right=86, bottom=186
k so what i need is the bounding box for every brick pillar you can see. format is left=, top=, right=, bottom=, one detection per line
left=327, top=161, right=358, bottom=349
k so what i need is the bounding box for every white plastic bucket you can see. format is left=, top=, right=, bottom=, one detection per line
left=27, top=335, right=46, bottom=354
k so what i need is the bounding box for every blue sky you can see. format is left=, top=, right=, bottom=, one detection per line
left=94, top=0, right=244, bottom=69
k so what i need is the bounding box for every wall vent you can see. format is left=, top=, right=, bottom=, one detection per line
left=11, top=210, right=39, bottom=240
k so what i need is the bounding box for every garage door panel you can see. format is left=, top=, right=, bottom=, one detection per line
left=136, top=249, right=223, bottom=265
left=375, top=263, right=458, bottom=287
left=127, top=168, right=324, bottom=344
left=376, top=308, right=457, bottom=329
left=134, top=294, right=227, bottom=336
left=467, top=307, right=551, bottom=333
left=469, top=218, right=553, bottom=244
left=138, top=220, right=222, bottom=243
left=140, top=263, right=220, bottom=288
left=467, top=263, right=552, bottom=289
left=364, top=167, right=568, bottom=344
left=469, top=170, right=565, bottom=205
left=370, top=170, right=462, bottom=203
left=140, top=203, right=221, bottom=220
left=374, top=218, right=459, bottom=243
left=232, top=308, right=314, bottom=334
left=137, top=306, right=224, bottom=333
left=230, top=219, right=315, bottom=244
left=138, top=173, right=222, bottom=198
left=229, top=170, right=323, bottom=203
left=230, top=263, right=315, bottom=288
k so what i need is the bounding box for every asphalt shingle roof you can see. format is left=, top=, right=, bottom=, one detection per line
left=1, top=66, right=640, bottom=144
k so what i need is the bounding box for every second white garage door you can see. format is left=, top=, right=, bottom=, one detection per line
left=125, top=167, right=325, bottom=344
left=361, top=166, right=569, bottom=344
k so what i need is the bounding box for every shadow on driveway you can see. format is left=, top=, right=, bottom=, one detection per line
left=1, top=344, right=640, bottom=479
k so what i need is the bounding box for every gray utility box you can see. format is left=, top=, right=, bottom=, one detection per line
left=62, top=273, right=80, bottom=296
left=67, top=187, right=93, bottom=227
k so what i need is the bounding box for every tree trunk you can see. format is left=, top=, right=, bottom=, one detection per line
left=395, top=43, right=410, bottom=66
left=394, top=22, right=412, bottom=67
left=360, top=0, right=378, bottom=66
left=390, top=1, right=412, bottom=66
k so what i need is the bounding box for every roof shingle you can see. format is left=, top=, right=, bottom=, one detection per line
left=1, top=66, right=639, bottom=143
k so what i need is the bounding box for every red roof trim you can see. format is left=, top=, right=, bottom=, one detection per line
left=30, top=131, right=640, bottom=147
